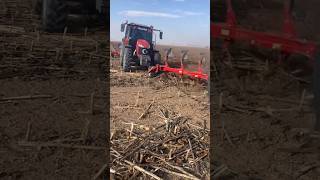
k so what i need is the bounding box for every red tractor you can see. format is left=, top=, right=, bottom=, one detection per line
left=119, top=21, right=163, bottom=72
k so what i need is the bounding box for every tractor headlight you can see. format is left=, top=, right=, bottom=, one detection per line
left=142, top=49, right=148, bottom=55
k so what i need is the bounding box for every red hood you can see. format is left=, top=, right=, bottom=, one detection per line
left=136, top=39, right=150, bottom=49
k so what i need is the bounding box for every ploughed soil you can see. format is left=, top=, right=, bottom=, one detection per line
left=110, top=46, right=210, bottom=132
left=0, top=0, right=108, bottom=179
left=110, top=41, right=210, bottom=131
left=110, top=73, right=210, bottom=131
left=110, top=45, right=210, bottom=179
left=212, top=0, right=320, bottom=179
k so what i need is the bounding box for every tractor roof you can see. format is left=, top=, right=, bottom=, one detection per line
left=127, top=23, right=153, bottom=29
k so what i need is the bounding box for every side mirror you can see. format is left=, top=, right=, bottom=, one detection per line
left=121, top=24, right=125, bottom=32
left=160, top=31, right=163, bottom=39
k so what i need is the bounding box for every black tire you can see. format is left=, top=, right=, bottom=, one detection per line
left=313, top=52, right=320, bottom=131
left=153, top=52, right=161, bottom=65
left=123, top=48, right=133, bottom=72
left=42, top=0, right=67, bottom=32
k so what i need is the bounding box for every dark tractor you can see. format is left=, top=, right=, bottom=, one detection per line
left=34, top=0, right=108, bottom=32
left=119, top=21, right=163, bottom=72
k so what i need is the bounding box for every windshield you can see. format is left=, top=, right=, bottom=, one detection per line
left=130, top=26, right=152, bottom=42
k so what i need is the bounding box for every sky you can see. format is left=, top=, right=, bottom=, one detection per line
left=110, top=0, right=210, bottom=47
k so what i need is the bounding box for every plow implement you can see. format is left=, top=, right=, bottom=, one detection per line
left=148, top=48, right=209, bottom=81
left=212, top=0, right=320, bottom=131
left=110, top=44, right=120, bottom=58
left=211, top=0, right=317, bottom=61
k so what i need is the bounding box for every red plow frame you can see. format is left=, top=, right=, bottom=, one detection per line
left=211, top=0, right=317, bottom=61
left=148, top=48, right=208, bottom=81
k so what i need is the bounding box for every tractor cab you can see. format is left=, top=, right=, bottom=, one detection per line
left=120, top=21, right=163, bottom=72
left=128, top=25, right=153, bottom=44
left=121, top=22, right=162, bottom=48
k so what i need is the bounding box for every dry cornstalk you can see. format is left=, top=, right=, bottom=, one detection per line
left=124, top=160, right=163, bottom=180
left=25, top=121, right=32, bottom=141
left=212, top=164, right=229, bottom=178
left=134, top=90, right=141, bottom=107
left=114, top=105, right=143, bottom=110
left=90, top=92, right=95, bottom=114
left=218, top=92, right=224, bottom=143
left=63, top=27, right=68, bottom=39
left=298, top=89, right=306, bottom=110
left=138, top=98, right=155, bottom=120
left=0, top=95, right=53, bottom=101
left=162, top=161, right=200, bottom=180
left=129, top=122, right=134, bottom=139
left=160, top=168, right=201, bottom=180
left=81, top=118, right=91, bottom=141
left=92, top=163, right=108, bottom=180
left=18, top=141, right=105, bottom=150
left=111, top=113, right=209, bottom=179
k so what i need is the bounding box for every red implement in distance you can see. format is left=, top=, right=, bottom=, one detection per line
left=111, top=50, right=120, bottom=58
left=148, top=49, right=208, bottom=81
left=211, top=0, right=317, bottom=59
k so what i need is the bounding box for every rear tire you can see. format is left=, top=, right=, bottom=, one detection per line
left=123, top=48, right=133, bottom=72
left=42, top=0, right=67, bottom=32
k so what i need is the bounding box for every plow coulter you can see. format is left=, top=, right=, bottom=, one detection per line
left=212, top=0, right=320, bottom=130
left=211, top=0, right=316, bottom=61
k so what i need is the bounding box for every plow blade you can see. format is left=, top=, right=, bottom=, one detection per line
left=211, top=0, right=317, bottom=60
left=148, top=48, right=208, bottom=81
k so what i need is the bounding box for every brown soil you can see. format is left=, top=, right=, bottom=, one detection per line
left=212, top=50, right=320, bottom=179
left=110, top=53, right=209, bottom=131
left=212, top=1, right=320, bottom=179
left=0, top=0, right=108, bottom=179
left=110, top=46, right=210, bottom=179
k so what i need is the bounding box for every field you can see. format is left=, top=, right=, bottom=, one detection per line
left=1, top=0, right=320, bottom=179
left=110, top=41, right=210, bottom=131
left=0, top=1, right=108, bottom=179
left=110, top=41, right=210, bottom=179
left=211, top=49, right=319, bottom=179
